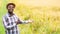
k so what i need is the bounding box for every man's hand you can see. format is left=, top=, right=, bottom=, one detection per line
left=27, top=19, right=34, bottom=23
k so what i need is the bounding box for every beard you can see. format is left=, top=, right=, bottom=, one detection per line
left=8, top=9, right=14, bottom=14
left=8, top=11, right=13, bottom=14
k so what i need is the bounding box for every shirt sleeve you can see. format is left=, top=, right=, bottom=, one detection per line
left=2, top=16, right=16, bottom=29
left=20, top=20, right=30, bottom=24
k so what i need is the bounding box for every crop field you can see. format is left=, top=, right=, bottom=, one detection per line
left=0, top=0, right=60, bottom=34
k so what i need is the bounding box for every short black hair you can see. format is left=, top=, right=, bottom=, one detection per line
left=6, top=3, right=15, bottom=8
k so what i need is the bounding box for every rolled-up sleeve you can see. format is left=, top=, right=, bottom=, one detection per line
left=20, top=20, right=30, bottom=24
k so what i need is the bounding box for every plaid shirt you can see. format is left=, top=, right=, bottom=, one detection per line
left=2, top=13, right=29, bottom=34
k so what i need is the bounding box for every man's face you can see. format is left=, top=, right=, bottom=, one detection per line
left=7, top=5, right=15, bottom=13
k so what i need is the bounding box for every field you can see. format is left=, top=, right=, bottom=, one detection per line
left=0, top=0, right=60, bottom=34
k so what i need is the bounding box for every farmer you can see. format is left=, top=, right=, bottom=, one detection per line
left=2, top=3, right=33, bottom=34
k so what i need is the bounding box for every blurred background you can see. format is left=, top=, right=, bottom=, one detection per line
left=0, top=0, right=60, bottom=34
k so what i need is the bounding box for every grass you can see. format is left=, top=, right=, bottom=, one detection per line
left=0, top=0, right=60, bottom=34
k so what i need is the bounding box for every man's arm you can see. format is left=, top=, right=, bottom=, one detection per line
left=16, top=18, right=33, bottom=24
left=15, top=15, right=33, bottom=24
left=2, top=16, right=16, bottom=29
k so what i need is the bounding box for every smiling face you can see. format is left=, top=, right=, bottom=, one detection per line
left=6, top=3, right=15, bottom=14
left=7, top=5, right=15, bottom=14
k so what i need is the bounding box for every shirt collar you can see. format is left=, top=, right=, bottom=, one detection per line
left=7, top=13, right=15, bottom=17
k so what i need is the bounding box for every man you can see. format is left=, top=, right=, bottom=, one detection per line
left=2, top=3, right=33, bottom=34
